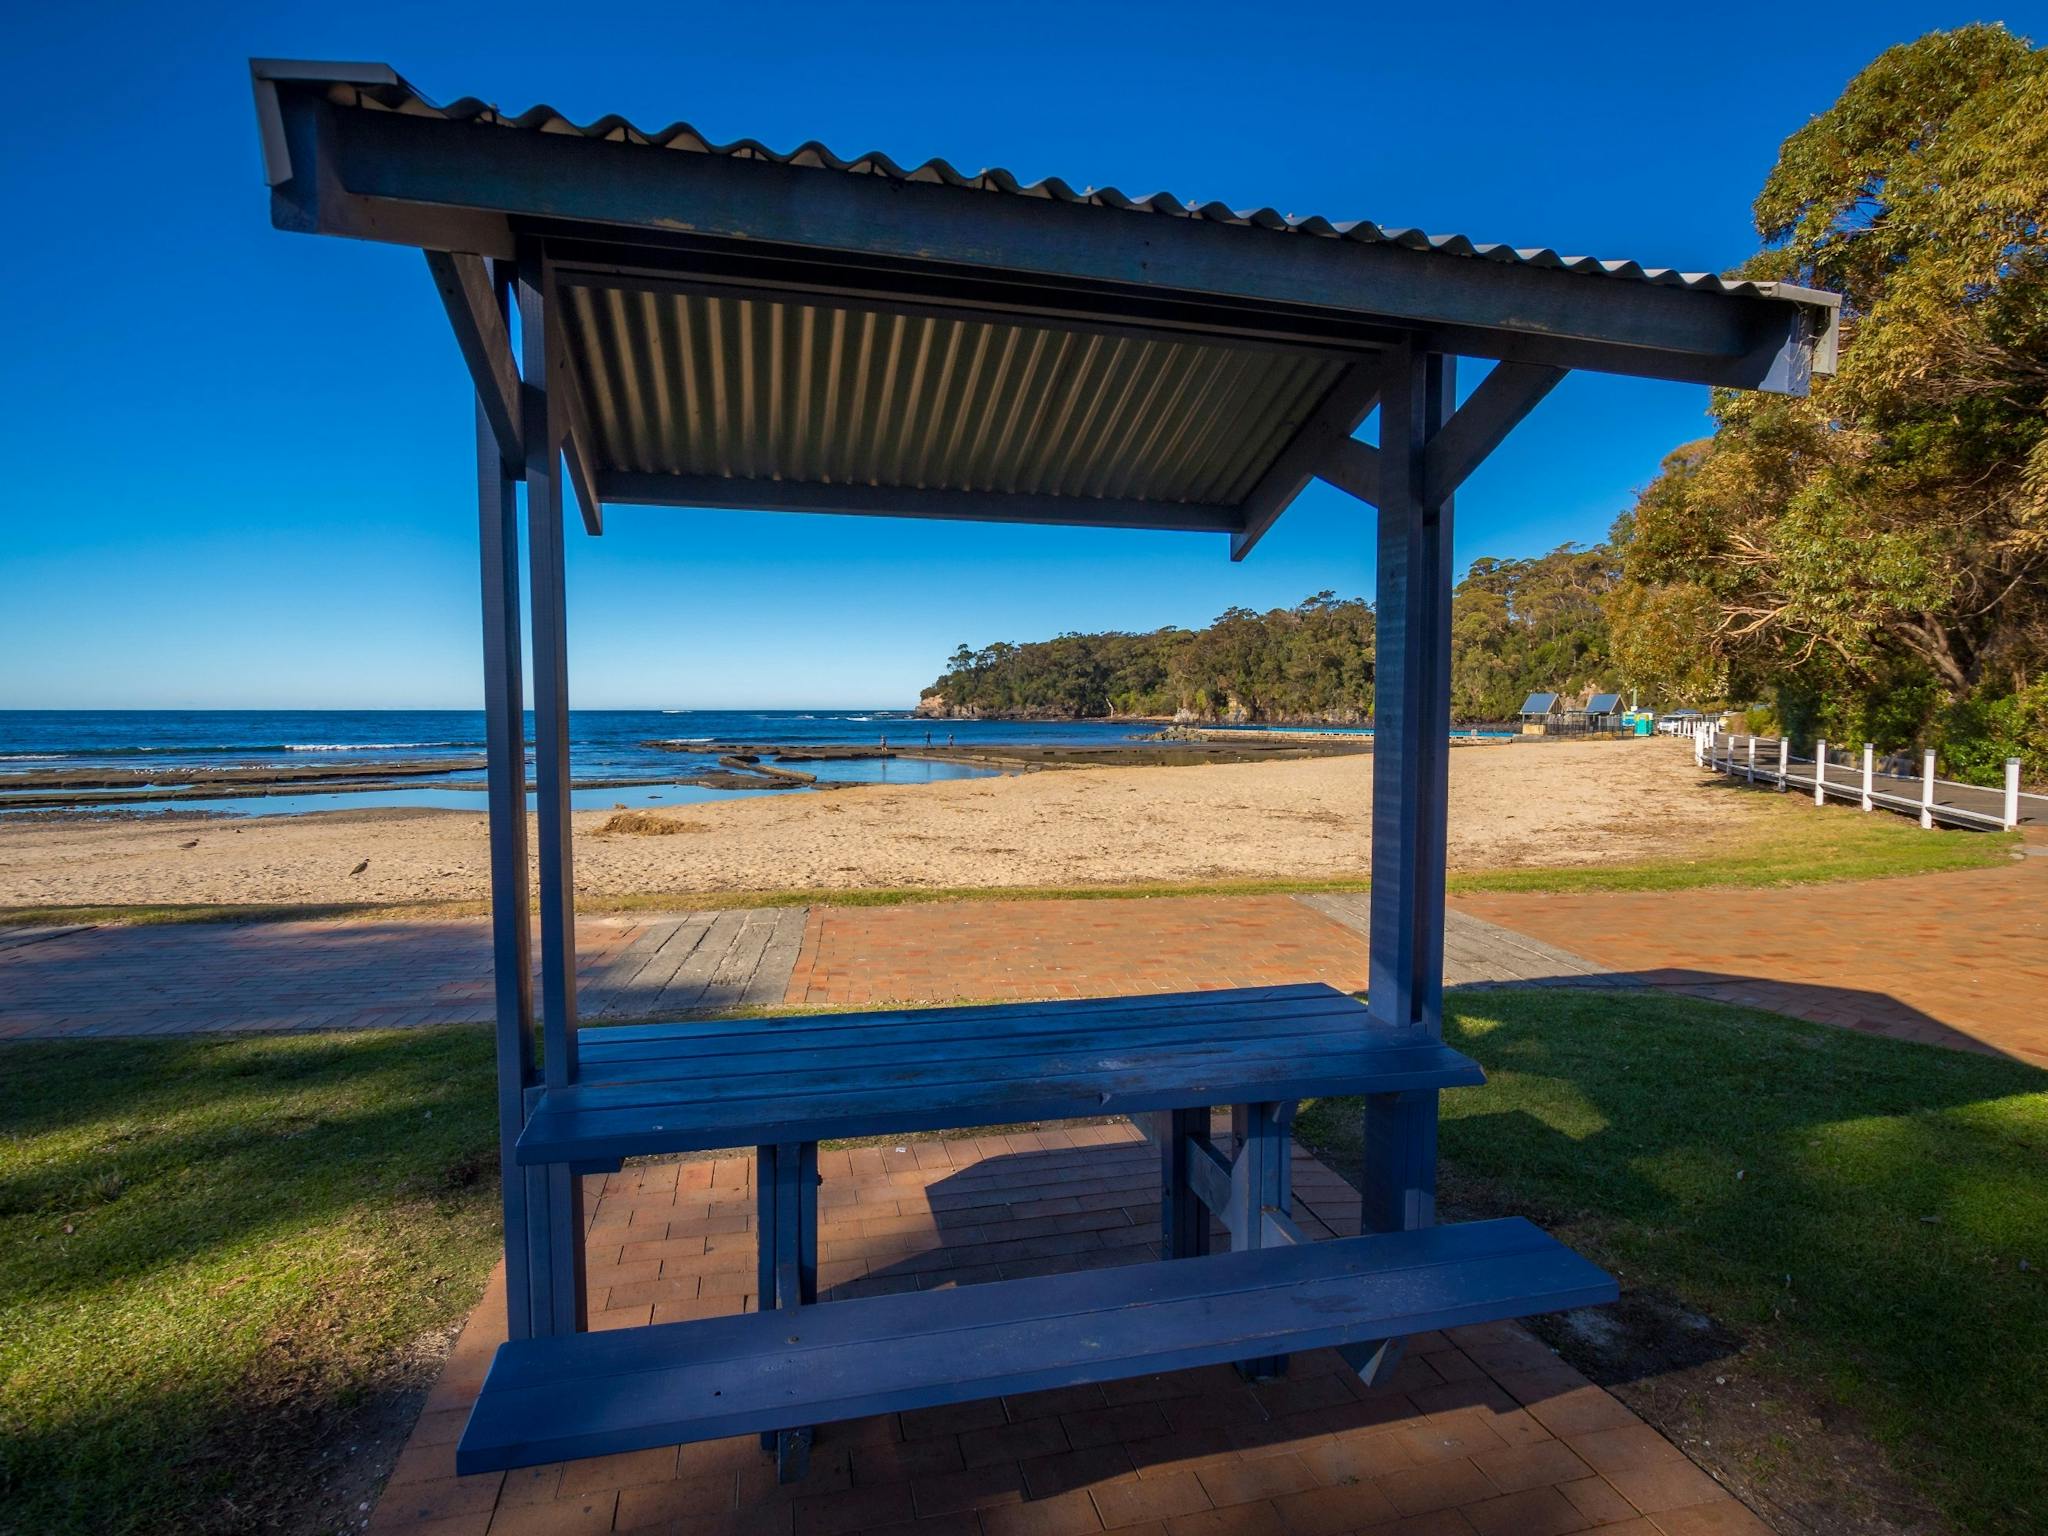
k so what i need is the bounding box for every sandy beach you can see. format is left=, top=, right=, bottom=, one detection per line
left=0, top=740, right=1764, bottom=908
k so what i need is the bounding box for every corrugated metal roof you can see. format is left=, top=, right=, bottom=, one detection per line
left=558, top=284, right=1341, bottom=507
left=310, top=70, right=1780, bottom=299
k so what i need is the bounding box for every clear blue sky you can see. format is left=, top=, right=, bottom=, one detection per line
left=4, top=2, right=2035, bottom=710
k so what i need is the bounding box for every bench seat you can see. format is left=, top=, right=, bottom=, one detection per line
left=456, top=1216, right=1614, bottom=1474
left=521, top=984, right=1482, bottom=1163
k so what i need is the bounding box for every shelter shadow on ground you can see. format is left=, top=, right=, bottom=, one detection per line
left=370, top=1126, right=1769, bottom=1535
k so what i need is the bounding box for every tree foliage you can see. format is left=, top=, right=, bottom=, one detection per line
left=1450, top=547, right=1619, bottom=720
left=1611, top=24, right=2048, bottom=779
left=928, top=593, right=1376, bottom=722
left=929, top=548, right=1623, bottom=724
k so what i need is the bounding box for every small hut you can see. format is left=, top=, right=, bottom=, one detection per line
left=1584, top=692, right=1623, bottom=732
left=1518, top=692, right=1563, bottom=735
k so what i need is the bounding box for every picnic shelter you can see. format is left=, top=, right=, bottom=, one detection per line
left=248, top=60, right=1838, bottom=1482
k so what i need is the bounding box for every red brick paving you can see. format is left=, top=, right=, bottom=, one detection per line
left=782, top=897, right=1371, bottom=1009
left=16, top=853, right=2042, bottom=1067
left=1453, top=848, right=2048, bottom=1067
left=373, top=1127, right=1769, bottom=1535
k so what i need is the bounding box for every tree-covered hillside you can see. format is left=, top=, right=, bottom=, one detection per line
left=925, top=548, right=1622, bottom=724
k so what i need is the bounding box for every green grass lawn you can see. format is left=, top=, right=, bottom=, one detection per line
left=0, top=1029, right=502, bottom=1536
left=1447, top=790, right=2017, bottom=893
left=1299, top=991, right=2048, bottom=1536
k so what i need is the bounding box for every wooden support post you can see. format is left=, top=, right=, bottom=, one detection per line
left=475, top=281, right=542, bottom=1340
left=1862, top=744, right=1875, bottom=812
left=1160, top=1107, right=1212, bottom=1262
left=1815, top=741, right=1827, bottom=807
left=1746, top=736, right=1756, bottom=784
left=517, top=241, right=586, bottom=1336
left=2007, top=759, right=2023, bottom=830
left=1366, top=341, right=1455, bottom=1037
left=1228, top=1102, right=1294, bottom=1380
left=1354, top=340, right=1456, bottom=1389
left=1921, top=749, right=1937, bottom=829
left=1776, top=737, right=1789, bottom=791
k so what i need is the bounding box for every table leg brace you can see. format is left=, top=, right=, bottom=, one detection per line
left=755, top=1141, right=819, bottom=1481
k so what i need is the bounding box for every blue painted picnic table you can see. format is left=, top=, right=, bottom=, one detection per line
left=457, top=984, right=1615, bottom=1478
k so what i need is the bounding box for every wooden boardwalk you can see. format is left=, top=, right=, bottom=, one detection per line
left=1299, top=896, right=1624, bottom=990
left=578, top=908, right=808, bottom=1021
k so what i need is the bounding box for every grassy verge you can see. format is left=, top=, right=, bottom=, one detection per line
left=0, top=802, right=2016, bottom=930
left=1449, top=796, right=2017, bottom=893
left=0, top=1030, right=502, bottom=1536
left=1297, top=990, right=2048, bottom=1535
left=0, top=899, right=490, bottom=929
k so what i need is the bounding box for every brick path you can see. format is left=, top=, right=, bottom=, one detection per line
left=378, top=1125, right=1765, bottom=1536
left=0, top=901, right=1594, bottom=1040
left=1453, top=849, right=2048, bottom=1068
left=0, top=909, right=806, bottom=1040
left=779, top=896, right=1373, bottom=1008
left=777, top=897, right=1611, bottom=1010
left=11, top=863, right=2042, bottom=1065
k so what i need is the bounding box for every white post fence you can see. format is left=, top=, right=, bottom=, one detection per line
left=1699, top=727, right=2032, bottom=832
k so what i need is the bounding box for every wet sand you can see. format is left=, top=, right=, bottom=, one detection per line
left=0, top=740, right=1765, bottom=909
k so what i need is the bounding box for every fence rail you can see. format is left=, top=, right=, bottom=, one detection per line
left=1686, top=725, right=2039, bottom=831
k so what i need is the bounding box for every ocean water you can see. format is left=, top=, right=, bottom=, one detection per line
left=0, top=708, right=1155, bottom=774
left=0, top=710, right=1154, bottom=816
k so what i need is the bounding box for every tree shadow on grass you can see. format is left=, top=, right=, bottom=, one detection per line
left=1449, top=962, right=2027, bottom=1065
left=0, top=1029, right=505, bottom=1536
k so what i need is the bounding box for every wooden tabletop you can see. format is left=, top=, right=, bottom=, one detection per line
left=517, top=984, right=1483, bottom=1163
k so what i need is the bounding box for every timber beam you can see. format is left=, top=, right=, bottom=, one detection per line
left=1303, top=360, right=1567, bottom=520
left=427, top=250, right=522, bottom=471
left=424, top=248, right=606, bottom=534
left=1317, top=437, right=1380, bottom=509
left=599, top=472, right=1241, bottom=534
left=1422, top=362, right=1566, bottom=508
left=545, top=301, right=604, bottom=536
left=1231, top=363, right=1385, bottom=560
left=271, top=88, right=1832, bottom=396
